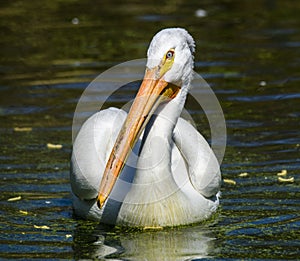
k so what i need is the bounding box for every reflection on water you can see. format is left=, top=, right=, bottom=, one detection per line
left=73, top=223, right=216, bottom=260
left=0, top=0, right=299, bottom=260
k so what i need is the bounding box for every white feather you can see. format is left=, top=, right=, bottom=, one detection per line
left=70, top=28, right=221, bottom=226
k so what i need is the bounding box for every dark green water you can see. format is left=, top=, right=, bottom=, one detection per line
left=0, top=0, right=299, bottom=260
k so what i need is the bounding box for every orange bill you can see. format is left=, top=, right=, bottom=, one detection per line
left=97, top=67, right=180, bottom=208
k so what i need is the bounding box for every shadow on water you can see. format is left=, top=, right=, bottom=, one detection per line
left=0, top=0, right=299, bottom=260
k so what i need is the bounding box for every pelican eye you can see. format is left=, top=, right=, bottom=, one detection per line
left=166, top=50, right=174, bottom=59
left=160, top=49, right=175, bottom=77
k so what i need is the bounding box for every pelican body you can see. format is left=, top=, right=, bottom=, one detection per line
left=70, top=28, right=221, bottom=227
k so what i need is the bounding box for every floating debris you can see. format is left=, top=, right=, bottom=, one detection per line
left=34, top=225, right=50, bottom=230
left=13, top=127, right=32, bottom=132
left=238, top=172, right=248, bottom=177
left=19, top=210, right=28, bottom=215
left=223, top=179, right=236, bottom=185
left=277, top=169, right=287, bottom=176
left=7, top=196, right=22, bottom=202
left=259, top=80, right=267, bottom=86
left=143, top=226, right=163, bottom=231
left=65, top=234, right=72, bottom=239
left=278, top=176, right=294, bottom=183
left=47, top=143, right=63, bottom=149
left=195, top=9, right=207, bottom=18
left=72, top=17, right=79, bottom=25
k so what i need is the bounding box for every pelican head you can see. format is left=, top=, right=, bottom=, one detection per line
left=97, top=28, right=196, bottom=208
left=146, top=28, right=195, bottom=87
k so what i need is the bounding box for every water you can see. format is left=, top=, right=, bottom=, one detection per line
left=1, top=0, right=299, bottom=259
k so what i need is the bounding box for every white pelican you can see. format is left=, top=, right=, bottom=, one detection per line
left=70, top=28, right=221, bottom=227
